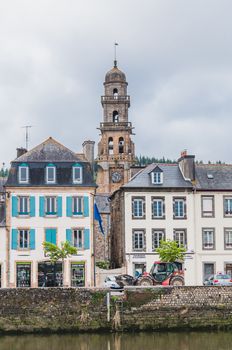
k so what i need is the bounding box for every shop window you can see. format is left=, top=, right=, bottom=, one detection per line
left=16, top=263, right=31, bottom=287
left=71, top=263, right=85, bottom=287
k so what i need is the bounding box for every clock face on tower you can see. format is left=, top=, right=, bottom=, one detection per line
left=111, top=171, right=122, bottom=183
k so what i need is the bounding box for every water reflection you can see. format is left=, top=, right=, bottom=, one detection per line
left=0, top=331, right=231, bottom=350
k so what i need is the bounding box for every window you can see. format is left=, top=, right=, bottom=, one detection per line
left=46, top=166, right=56, bottom=184
left=45, top=196, right=57, bottom=215
left=132, top=230, right=146, bottom=251
left=224, top=197, right=232, bottom=216
left=118, top=137, right=124, bottom=154
left=73, top=229, right=84, bottom=249
left=113, top=88, right=118, bottom=99
left=152, top=197, right=165, bottom=219
left=108, top=137, right=114, bottom=155
left=113, top=110, right=119, bottom=123
left=225, top=228, right=232, bottom=249
left=152, top=230, right=165, bottom=250
left=19, top=196, right=29, bottom=215
left=173, top=198, right=186, bottom=219
left=18, top=166, right=29, bottom=183
left=202, top=228, right=215, bottom=250
left=72, top=165, right=83, bottom=184
left=151, top=172, right=163, bottom=184
left=203, top=263, right=215, bottom=282
left=19, top=229, right=29, bottom=249
left=173, top=229, right=187, bottom=248
left=132, top=197, right=145, bottom=219
left=201, top=196, right=214, bottom=217
left=72, top=196, right=83, bottom=215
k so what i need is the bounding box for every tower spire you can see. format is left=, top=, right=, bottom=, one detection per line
left=114, top=42, right=118, bottom=67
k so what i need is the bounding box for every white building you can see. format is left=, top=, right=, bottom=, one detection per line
left=5, top=137, right=96, bottom=288
left=111, top=153, right=232, bottom=285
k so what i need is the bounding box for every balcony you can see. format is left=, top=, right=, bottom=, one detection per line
left=101, top=95, right=130, bottom=107
left=98, top=122, right=134, bottom=132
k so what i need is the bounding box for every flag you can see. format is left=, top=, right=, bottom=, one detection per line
left=94, top=203, right=104, bottom=235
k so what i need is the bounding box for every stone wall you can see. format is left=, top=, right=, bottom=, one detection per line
left=0, top=286, right=232, bottom=333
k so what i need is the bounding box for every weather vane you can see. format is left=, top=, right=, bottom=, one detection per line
left=114, top=42, right=118, bottom=67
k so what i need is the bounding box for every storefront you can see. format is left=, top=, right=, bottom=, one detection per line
left=38, top=261, right=63, bottom=287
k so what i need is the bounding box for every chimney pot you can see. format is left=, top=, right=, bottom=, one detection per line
left=16, top=148, right=27, bottom=158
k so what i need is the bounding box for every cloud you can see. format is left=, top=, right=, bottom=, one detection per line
left=0, top=0, right=232, bottom=165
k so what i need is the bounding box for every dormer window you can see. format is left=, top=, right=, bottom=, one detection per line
left=151, top=170, right=163, bottom=184
left=18, top=164, right=29, bottom=184
left=46, top=164, right=56, bottom=184
left=73, top=164, right=83, bottom=184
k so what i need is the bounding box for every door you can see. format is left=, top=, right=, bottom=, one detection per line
left=71, top=263, right=85, bottom=287
left=133, top=263, right=146, bottom=278
left=203, top=263, right=215, bottom=282
left=225, top=263, right=232, bottom=277
left=38, top=262, right=63, bottom=287
left=17, top=263, right=31, bottom=287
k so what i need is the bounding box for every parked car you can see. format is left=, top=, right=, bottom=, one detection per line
left=203, top=273, right=232, bottom=286
left=104, top=276, right=121, bottom=289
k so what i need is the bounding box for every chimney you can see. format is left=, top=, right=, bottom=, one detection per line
left=82, top=140, right=95, bottom=170
left=178, top=150, right=195, bottom=182
left=16, top=147, right=27, bottom=158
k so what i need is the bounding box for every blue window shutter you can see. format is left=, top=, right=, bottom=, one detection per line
left=39, top=196, right=45, bottom=217
left=83, top=196, right=89, bottom=217
left=84, top=228, right=90, bottom=249
left=57, top=196, right=62, bottom=217
left=51, top=229, right=57, bottom=245
left=66, top=229, right=72, bottom=244
left=45, top=228, right=51, bottom=243
left=11, top=229, right=18, bottom=250
left=45, top=228, right=56, bottom=244
left=30, top=196, right=36, bottom=217
left=66, top=197, right=72, bottom=217
left=12, top=196, right=18, bottom=217
left=30, top=229, right=35, bottom=250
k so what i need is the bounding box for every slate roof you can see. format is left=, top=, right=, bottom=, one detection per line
left=95, top=194, right=110, bottom=214
left=124, top=163, right=192, bottom=189
left=15, top=137, right=84, bottom=163
left=195, top=164, right=232, bottom=190
left=6, top=137, right=96, bottom=188
left=0, top=178, right=6, bottom=192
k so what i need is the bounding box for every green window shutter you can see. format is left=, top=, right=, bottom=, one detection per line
left=39, top=196, right=45, bottom=217
left=66, top=197, right=72, bottom=217
left=83, top=196, right=89, bottom=217
left=84, top=228, right=90, bottom=249
left=51, top=229, right=57, bottom=245
left=66, top=229, right=72, bottom=244
left=57, top=196, right=62, bottom=217
left=29, top=229, right=35, bottom=250
left=12, top=196, right=18, bottom=217
left=30, top=196, right=36, bottom=217
left=11, top=229, right=18, bottom=250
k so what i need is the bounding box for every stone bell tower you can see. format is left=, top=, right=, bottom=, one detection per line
left=96, top=60, right=135, bottom=194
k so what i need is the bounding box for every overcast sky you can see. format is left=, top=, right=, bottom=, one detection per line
left=1, top=0, right=232, bottom=166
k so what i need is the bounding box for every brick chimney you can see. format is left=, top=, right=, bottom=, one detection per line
left=178, top=150, right=195, bottom=182
left=16, top=148, right=27, bottom=158
left=82, top=140, right=95, bottom=170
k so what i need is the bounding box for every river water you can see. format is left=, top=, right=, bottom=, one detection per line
left=0, top=332, right=231, bottom=350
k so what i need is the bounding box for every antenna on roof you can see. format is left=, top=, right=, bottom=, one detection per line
left=22, top=125, right=33, bottom=150
left=114, top=42, right=118, bottom=67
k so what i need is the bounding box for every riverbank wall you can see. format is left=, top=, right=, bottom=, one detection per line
left=0, top=286, right=232, bottom=333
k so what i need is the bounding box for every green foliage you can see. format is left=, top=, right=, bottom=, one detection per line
left=135, top=155, right=176, bottom=166
left=43, top=241, right=77, bottom=264
left=156, top=240, right=186, bottom=262
left=96, top=260, right=110, bottom=269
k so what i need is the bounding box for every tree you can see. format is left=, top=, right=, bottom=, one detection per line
left=43, top=241, right=77, bottom=264
left=156, top=240, right=186, bottom=262
left=42, top=241, right=77, bottom=286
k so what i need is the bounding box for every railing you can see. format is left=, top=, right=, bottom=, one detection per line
left=101, top=96, right=130, bottom=103
left=99, top=122, right=132, bottom=129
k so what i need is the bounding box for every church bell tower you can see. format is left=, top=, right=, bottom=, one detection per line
left=96, top=60, right=135, bottom=193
